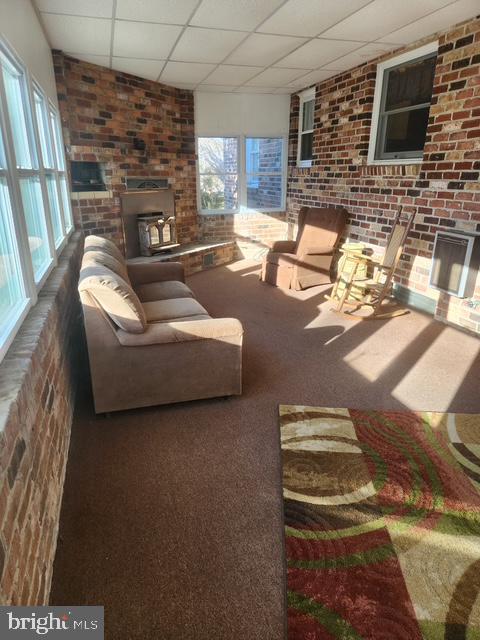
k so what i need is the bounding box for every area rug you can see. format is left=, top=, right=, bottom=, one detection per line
left=280, top=406, right=480, bottom=639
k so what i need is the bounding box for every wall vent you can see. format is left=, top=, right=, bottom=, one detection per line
left=429, top=230, right=478, bottom=298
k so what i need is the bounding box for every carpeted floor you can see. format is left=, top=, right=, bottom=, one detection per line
left=50, top=260, right=480, bottom=640
left=281, top=405, right=480, bottom=639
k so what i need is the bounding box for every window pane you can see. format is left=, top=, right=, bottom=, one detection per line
left=60, top=176, right=73, bottom=231
left=302, top=99, right=314, bottom=131
left=0, top=178, right=26, bottom=333
left=385, top=55, right=436, bottom=112
left=50, top=110, right=65, bottom=170
left=246, top=138, right=283, bottom=173
left=198, top=137, right=237, bottom=174
left=46, top=174, right=63, bottom=246
left=247, top=175, right=282, bottom=209
left=19, top=177, right=51, bottom=281
left=200, top=174, right=238, bottom=210
left=34, top=91, right=54, bottom=168
left=300, top=132, right=313, bottom=161
left=0, top=57, right=33, bottom=169
left=383, top=107, right=430, bottom=154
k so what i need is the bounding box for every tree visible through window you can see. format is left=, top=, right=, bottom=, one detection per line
left=198, top=137, right=238, bottom=211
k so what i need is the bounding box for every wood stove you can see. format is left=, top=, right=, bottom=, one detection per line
left=120, top=188, right=179, bottom=259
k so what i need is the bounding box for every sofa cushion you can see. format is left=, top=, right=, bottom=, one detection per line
left=84, top=235, right=125, bottom=264
left=135, top=280, right=194, bottom=302
left=143, top=298, right=208, bottom=323
left=79, top=265, right=146, bottom=334
left=82, top=249, right=130, bottom=282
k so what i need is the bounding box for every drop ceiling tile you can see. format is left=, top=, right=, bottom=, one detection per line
left=65, top=53, right=111, bottom=67
left=259, top=0, right=372, bottom=37
left=161, top=61, right=216, bottom=84
left=204, top=65, right=263, bottom=85
left=321, top=42, right=400, bottom=71
left=225, top=33, right=306, bottom=66
left=275, top=38, right=364, bottom=69
left=171, top=27, right=247, bottom=64
left=321, top=0, right=454, bottom=42
left=36, top=0, right=113, bottom=18
left=288, top=68, right=335, bottom=88
left=190, top=0, right=284, bottom=31
left=41, top=14, right=111, bottom=55
left=377, top=0, right=480, bottom=44
left=111, top=57, right=164, bottom=80
left=113, top=21, right=182, bottom=59
left=116, top=0, right=198, bottom=24
left=246, top=67, right=310, bottom=86
left=196, top=85, right=240, bottom=93
left=239, top=86, right=279, bottom=93
left=169, top=83, right=197, bottom=90
left=273, top=87, right=296, bottom=94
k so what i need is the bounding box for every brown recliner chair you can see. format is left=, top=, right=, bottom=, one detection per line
left=260, top=206, right=347, bottom=290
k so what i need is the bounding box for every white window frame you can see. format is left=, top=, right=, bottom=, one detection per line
left=0, top=35, right=73, bottom=363
left=197, top=134, right=287, bottom=215
left=297, top=87, right=315, bottom=168
left=367, top=41, right=438, bottom=166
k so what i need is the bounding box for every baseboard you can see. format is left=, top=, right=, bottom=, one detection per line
left=393, top=283, right=437, bottom=315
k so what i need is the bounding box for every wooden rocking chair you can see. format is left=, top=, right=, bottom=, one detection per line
left=331, top=206, right=415, bottom=319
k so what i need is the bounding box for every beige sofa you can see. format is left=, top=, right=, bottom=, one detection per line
left=79, top=235, right=243, bottom=413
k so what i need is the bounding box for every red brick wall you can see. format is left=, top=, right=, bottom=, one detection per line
left=53, top=53, right=198, bottom=247
left=0, top=234, right=83, bottom=604
left=287, top=17, right=480, bottom=333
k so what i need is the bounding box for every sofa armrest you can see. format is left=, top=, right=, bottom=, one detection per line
left=269, top=240, right=296, bottom=253
left=116, top=317, right=243, bottom=346
left=127, top=261, right=185, bottom=286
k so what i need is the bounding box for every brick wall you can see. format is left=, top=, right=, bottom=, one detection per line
left=0, top=234, right=83, bottom=604
left=53, top=53, right=198, bottom=248
left=287, top=17, right=480, bottom=333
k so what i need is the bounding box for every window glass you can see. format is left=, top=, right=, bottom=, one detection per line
left=0, top=178, right=26, bottom=336
left=33, top=90, right=54, bottom=168
left=298, top=95, right=314, bottom=165
left=374, top=51, right=436, bottom=160
left=50, top=110, right=65, bottom=170
left=46, top=174, right=63, bottom=246
left=198, top=137, right=238, bottom=211
left=246, top=138, right=283, bottom=210
left=19, top=177, right=51, bottom=281
left=0, top=55, right=34, bottom=169
left=60, top=175, right=73, bottom=231
left=302, top=99, right=314, bottom=131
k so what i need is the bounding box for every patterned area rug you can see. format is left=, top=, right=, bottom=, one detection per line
left=280, top=406, right=480, bottom=639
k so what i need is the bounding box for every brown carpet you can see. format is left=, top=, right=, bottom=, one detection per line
left=50, top=260, right=480, bottom=640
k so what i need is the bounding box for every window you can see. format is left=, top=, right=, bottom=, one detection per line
left=198, top=136, right=285, bottom=213
left=0, top=38, right=73, bottom=362
left=297, top=88, right=315, bottom=167
left=368, top=42, right=438, bottom=164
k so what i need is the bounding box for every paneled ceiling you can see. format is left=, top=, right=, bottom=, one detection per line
left=34, top=0, right=479, bottom=93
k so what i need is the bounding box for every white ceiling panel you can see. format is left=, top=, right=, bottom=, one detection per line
left=321, top=0, right=455, bottom=42
left=225, top=33, right=306, bottom=66
left=246, top=67, right=310, bottom=86
left=41, top=14, right=111, bottom=55
left=116, top=0, right=198, bottom=24
left=377, top=0, right=480, bottom=44
left=190, top=0, right=284, bottom=31
left=288, top=68, right=335, bottom=87
left=161, top=61, right=216, bottom=84
left=36, top=0, right=113, bottom=18
left=65, top=53, right=111, bottom=67
left=204, top=65, right=264, bottom=85
left=111, top=57, right=165, bottom=80
left=196, top=85, right=240, bottom=92
left=321, top=42, right=400, bottom=71
left=275, top=38, right=364, bottom=69
left=259, top=0, right=372, bottom=37
left=113, top=21, right=182, bottom=59
left=171, top=27, right=247, bottom=64
left=238, top=86, right=280, bottom=93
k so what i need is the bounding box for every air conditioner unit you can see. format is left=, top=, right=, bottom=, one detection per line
left=429, top=230, right=478, bottom=298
